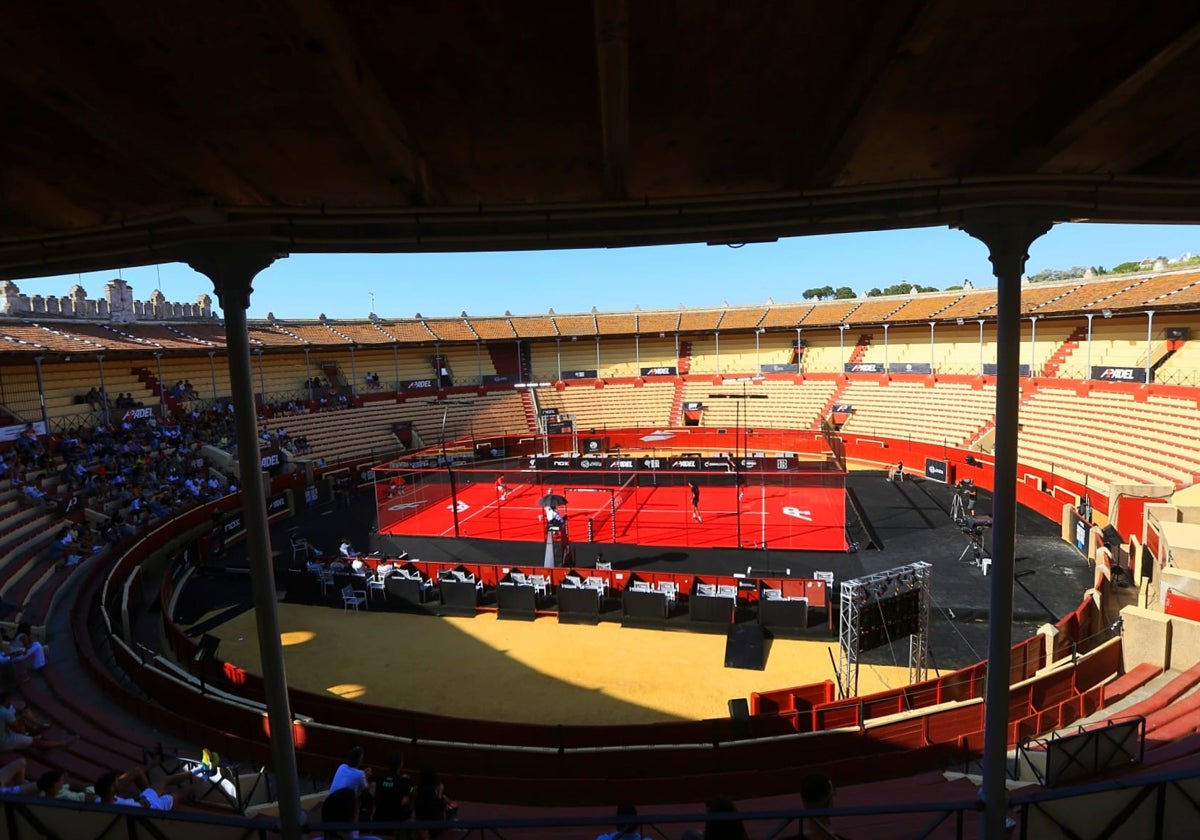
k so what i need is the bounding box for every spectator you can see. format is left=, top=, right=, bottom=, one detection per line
left=0, top=757, right=38, bottom=796
left=597, top=803, right=641, bottom=840
left=703, top=797, right=748, bottom=840
left=0, top=690, right=76, bottom=752
left=36, top=769, right=94, bottom=802
left=886, top=462, right=904, bottom=483
left=94, top=759, right=198, bottom=811
left=2, top=622, right=47, bottom=677
left=799, top=772, right=846, bottom=840
left=412, top=766, right=457, bottom=836
left=330, top=745, right=372, bottom=801
left=319, top=787, right=382, bottom=840
left=372, top=751, right=412, bottom=825
left=339, top=539, right=359, bottom=559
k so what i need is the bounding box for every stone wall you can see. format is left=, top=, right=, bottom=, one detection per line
left=0, top=278, right=213, bottom=321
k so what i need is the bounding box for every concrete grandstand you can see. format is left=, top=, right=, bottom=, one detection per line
left=0, top=267, right=1198, bottom=837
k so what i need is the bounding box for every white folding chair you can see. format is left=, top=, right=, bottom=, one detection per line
left=657, top=580, right=678, bottom=601
left=530, top=574, right=550, bottom=597
left=366, top=573, right=386, bottom=601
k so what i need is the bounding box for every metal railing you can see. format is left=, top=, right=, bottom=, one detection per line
left=5, top=774, right=1200, bottom=840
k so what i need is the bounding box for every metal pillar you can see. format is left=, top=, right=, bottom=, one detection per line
left=883, top=323, right=890, bottom=369
left=910, top=561, right=932, bottom=685
left=182, top=243, right=302, bottom=840
left=1085, top=313, right=1095, bottom=380
left=349, top=345, right=358, bottom=396
left=1145, top=310, right=1155, bottom=383
left=392, top=343, right=400, bottom=392
left=97, top=355, right=110, bottom=424
left=303, top=348, right=313, bottom=401
left=32, top=356, right=49, bottom=432
left=255, top=348, right=266, bottom=406
left=208, top=350, right=218, bottom=405
left=959, top=213, right=1052, bottom=840
left=1029, top=315, right=1039, bottom=377
left=928, top=321, right=936, bottom=372
left=154, top=352, right=167, bottom=417
left=978, top=320, right=986, bottom=375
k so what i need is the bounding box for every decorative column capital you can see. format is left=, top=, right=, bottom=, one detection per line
left=178, top=243, right=285, bottom=312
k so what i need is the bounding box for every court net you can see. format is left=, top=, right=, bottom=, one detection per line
left=587, top=474, right=638, bottom=542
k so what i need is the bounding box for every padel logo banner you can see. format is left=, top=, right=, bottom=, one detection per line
left=1091, top=366, right=1147, bottom=382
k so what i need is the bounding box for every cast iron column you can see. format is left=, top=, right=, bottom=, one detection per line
left=182, top=243, right=302, bottom=840
left=959, top=213, right=1052, bottom=840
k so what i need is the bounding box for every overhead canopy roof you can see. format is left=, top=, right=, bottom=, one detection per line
left=4, top=1, right=1200, bottom=278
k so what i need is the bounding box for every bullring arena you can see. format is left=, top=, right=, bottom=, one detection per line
left=1, top=266, right=1199, bottom=838
left=6, top=5, right=1200, bottom=839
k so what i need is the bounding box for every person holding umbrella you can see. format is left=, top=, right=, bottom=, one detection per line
left=538, top=490, right=568, bottom=533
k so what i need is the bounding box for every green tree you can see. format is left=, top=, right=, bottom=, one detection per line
left=866, top=287, right=883, bottom=297
left=834, top=286, right=856, bottom=299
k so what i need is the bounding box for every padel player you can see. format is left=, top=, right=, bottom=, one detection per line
left=689, top=480, right=702, bottom=523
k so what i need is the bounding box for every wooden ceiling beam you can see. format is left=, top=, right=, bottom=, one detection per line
left=270, top=0, right=442, bottom=205
left=795, top=0, right=933, bottom=187
left=0, top=166, right=106, bottom=230
left=593, top=0, right=630, bottom=199
left=987, top=20, right=1200, bottom=174
left=0, top=29, right=268, bottom=208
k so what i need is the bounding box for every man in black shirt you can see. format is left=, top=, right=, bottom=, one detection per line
left=372, top=752, right=412, bottom=827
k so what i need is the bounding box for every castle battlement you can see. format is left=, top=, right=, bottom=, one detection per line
left=0, top=278, right=213, bottom=322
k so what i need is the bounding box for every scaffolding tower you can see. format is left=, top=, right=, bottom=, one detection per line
left=837, top=561, right=932, bottom=699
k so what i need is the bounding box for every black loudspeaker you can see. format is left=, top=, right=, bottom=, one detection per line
left=1101, top=524, right=1121, bottom=550
left=1141, top=546, right=1155, bottom=582
left=728, top=697, right=751, bottom=738
left=583, top=437, right=604, bottom=454
left=965, top=454, right=979, bottom=466
left=194, top=634, right=220, bottom=663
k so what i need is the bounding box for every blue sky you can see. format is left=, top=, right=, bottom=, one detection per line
left=14, top=222, right=1200, bottom=321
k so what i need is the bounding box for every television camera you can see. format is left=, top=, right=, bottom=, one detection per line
left=950, top=478, right=979, bottom=527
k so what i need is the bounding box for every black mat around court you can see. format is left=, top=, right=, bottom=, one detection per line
left=180, top=470, right=1094, bottom=674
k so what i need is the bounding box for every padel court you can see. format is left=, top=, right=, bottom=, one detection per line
left=378, top=467, right=849, bottom=552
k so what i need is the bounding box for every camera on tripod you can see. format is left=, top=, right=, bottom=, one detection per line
left=950, top=478, right=979, bottom=527
left=962, top=515, right=992, bottom=537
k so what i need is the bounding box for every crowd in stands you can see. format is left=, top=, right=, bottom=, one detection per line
left=314, top=746, right=452, bottom=839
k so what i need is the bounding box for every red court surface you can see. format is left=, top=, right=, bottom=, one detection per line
left=379, top=479, right=848, bottom=552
